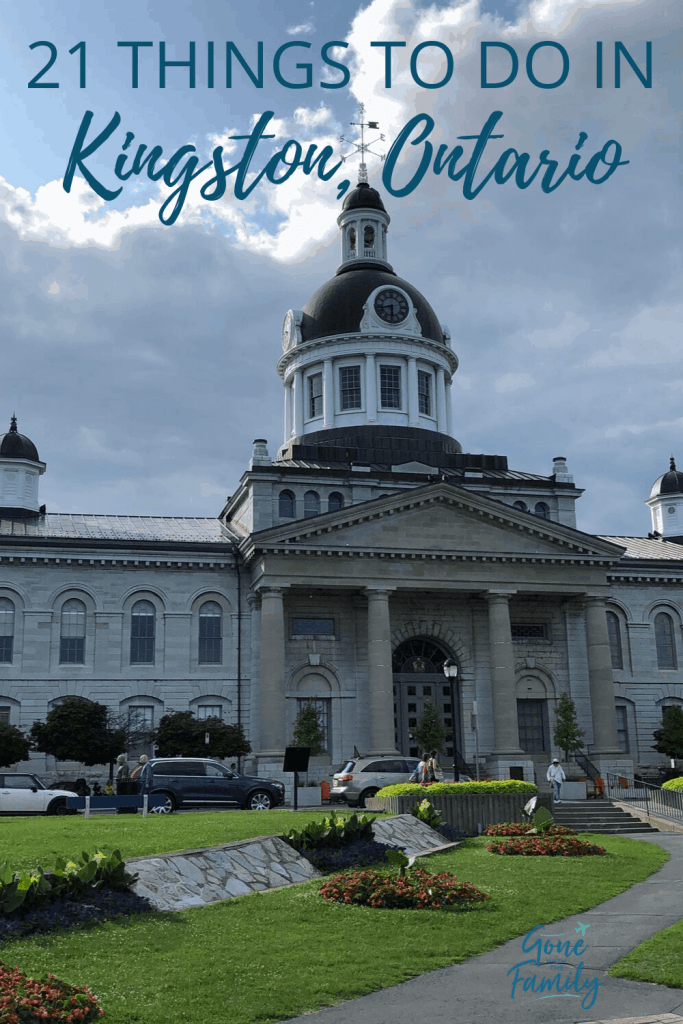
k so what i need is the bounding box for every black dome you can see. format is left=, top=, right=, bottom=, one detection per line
left=0, top=416, right=39, bottom=462
left=301, top=265, right=444, bottom=344
left=342, top=181, right=386, bottom=213
left=650, top=457, right=683, bottom=498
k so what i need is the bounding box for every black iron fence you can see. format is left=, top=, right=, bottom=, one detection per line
left=606, top=772, right=683, bottom=824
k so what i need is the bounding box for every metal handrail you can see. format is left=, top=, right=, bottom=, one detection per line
left=573, top=752, right=600, bottom=781
left=606, top=772, right=683, bottom=824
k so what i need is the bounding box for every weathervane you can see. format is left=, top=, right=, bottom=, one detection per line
left=339, top=104, right=385, bottom=183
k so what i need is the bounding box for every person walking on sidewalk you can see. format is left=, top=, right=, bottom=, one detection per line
left=547, top=758, right=566, bottom=803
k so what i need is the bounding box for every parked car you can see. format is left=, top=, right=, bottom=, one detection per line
left=0, top=773, right=78, bottom=815
left=142, top=758, right=285, bottom=813
left=331, top=756, right=444, bottom=808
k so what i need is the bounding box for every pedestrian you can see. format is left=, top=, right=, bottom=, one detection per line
left=138, top=754, right=154, bottom=795
left=418, top=753, right=432, bottom=784
left=428, top=749, right=440, bottom=782
left=115, top=753, right=136, bottom=814
left=547, top=758, right=566, bottom=803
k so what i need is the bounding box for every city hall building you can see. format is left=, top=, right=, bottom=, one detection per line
left=1, top=180, right=683, bottom=785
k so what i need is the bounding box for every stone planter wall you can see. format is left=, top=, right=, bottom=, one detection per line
left=364, top=792, right=552, bottom=832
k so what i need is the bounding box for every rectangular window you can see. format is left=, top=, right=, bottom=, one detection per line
left=59, top=637, right=85, bottom=664
left=199, top=613, right=222, bottom=665
left=517, top=699, right=547, bottom=753
left=128, top=706, right=154, bottom=732
left=197, top=705, right=222, bottom=720
left=0, top=707, right=10, bottom=726
left=296, top=697, right=330, bottom=752
left=308, top=372, right=323, bottom=419
left=511, top=623, right=549, bottom=643
left=0, top=637, right=12, bottom=663
left=130, top=615, right=155, bottom=665
left=418, top=370, right=431, bottom=416
left=339, top=366, right=361, bottom=410
left=615, top=706, right=629, bottom=753
left=292, top=618, right=334, bottom=635
left=380, top=365, right=401, bottom=408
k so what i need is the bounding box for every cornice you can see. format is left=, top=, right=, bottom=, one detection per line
left=277, top=332, right=458, bottom=378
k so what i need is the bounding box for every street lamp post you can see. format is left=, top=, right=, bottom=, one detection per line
left=442, top=659, right=459, bottom=782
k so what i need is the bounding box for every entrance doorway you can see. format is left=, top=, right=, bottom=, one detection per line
left=392, top=637, right=462, bottom=766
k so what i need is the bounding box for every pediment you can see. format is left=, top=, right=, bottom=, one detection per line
left=245, top=483, right=625, bottom=563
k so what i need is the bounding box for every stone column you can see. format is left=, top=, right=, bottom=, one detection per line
left=436, top=367, right=447, bottom=432
left=407, top=357, right=419, bottom=425
left=365, top=354, right=377, bottom=423
left=366, top=587, right=398, bottom=754
left=258, top=587, right=287, bottom=757
left=284, top=381, right=293, bottom=439
left=487, top=591, right=524, bottom=755
left=445, top=379, right=453, bottom=436
left=323, top=359, right=334, bottom=428
left=293, top=370, right=304, bottom=438
left=585, top=596, right=621, bottom=753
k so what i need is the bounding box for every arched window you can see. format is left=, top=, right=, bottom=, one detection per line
left=364, top=225, right=375, bottom=249
left=655, top=611, right=677, bottom=669
left=131, top=600, right=155, bottom=665
left=304, top=491, right=320, bottom=518
left=328, top=492, right=344, bottom=513
left=279, top=490, right=295, bottom=518
left=199, top=601, right=222, bottom=664
left=60, top=599, right=86, bottom=664
left=606, top=611, right=623, bottom=670
left=0, top=598, right=14, bottom=663
left=513, top=501, right=527, bottom=512
left=348, top=227, right=356, bottom=254
left=534, top=502, right=550, bottom=519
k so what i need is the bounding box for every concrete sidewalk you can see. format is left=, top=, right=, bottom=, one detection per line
left=281, top=834, right=683, bottom=1024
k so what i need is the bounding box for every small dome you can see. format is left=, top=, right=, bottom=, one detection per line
left=342, top=181, right=386, bottom=213
left=0, top=415, right=40, bottom=462
left=650, top=456, right=683, bottom=498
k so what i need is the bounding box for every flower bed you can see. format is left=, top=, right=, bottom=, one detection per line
left=377, top=781, right=537, bottom=797
left=283, top=813, right=393, bottom=871
left=320, top=867, right=490, bottom=910
left=484, top=822, right=577, bottom=837
left=0, top=964, right=104, bottom=1022
left=487, top=836, right=606, bottom=856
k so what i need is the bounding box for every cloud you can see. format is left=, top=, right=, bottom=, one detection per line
left=287, top=21, right=315, bottom=35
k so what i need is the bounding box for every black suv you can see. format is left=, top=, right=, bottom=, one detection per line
left=144, top=759, right=285, bottom=813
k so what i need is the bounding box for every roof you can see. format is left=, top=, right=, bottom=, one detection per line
left=598, top=536, right=683, bottom=561
left=342, top=181, right=386, bottom=213
left=0, top=415, right=40, bottom=462
left=650, top=457, right=683, bottom=498
left=0, top=514, right=235, bottom=544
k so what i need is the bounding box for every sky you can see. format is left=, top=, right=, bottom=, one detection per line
left=0, top=0, right=680, bottom=537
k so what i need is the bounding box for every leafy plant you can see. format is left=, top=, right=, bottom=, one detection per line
left=0, top=723, right=31, bottom=768
left=412, top=702, right=446, bottom=755
left=384, top=849, right=413, bottom=877
left=653, top=706, right=683, bottom=760
left=487, top=836, right=606, bottom=856
left=153, top=711, right=251, bottom=759
left=320, top=867, right=490, bottom=910
left=377, top=780, right=538, bottom=797
left=662, top=776, right=683, bottom=791
left=553, top=692, right=585, bottom=762
left=291, top=700, right=326, bottom=757
left=0, top=963, right=104, bottom=1021
left=284, top=813, right=376, bottom=852
left=410, top=798, right=443, bottom=830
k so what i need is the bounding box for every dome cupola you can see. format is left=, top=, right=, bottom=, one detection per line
left=646, top=456, right=683, bottom=541
left=0, top=415, right=46, bottom=517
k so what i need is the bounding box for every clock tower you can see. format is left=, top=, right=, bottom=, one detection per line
left=277, top=180, right=460, bottom=467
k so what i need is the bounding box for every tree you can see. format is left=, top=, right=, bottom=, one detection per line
left=0, top=723, right=31, bottom=768
left=153, top=711, right=251, bottom=759
left=553, top=692, right=585, bottom=761
left=653, top=706, right=683, bottom=760
left=413, top=702, right=446, bottom=755
left=291, top=700, right=326, bottom=756
left=30, top=697, right=126, bottom=772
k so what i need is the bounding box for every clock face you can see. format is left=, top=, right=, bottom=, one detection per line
left=282, top=310, right=294, bottom=349
left=374, top=289, right=409, bottom=324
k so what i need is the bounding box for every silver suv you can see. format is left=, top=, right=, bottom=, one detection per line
left=331, top=756, right=427, bottom=808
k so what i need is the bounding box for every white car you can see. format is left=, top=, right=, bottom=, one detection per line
left=0, top=773, right=77, bottom=815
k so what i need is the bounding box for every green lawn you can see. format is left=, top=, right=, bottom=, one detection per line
left=1, top=835, right=668, bottom=1024
left=609, top=917, right=683, bottom=989
left=0, top=809, right=368, bottom=873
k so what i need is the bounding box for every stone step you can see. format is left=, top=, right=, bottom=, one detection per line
left=551, top=801, right=660, bottom=834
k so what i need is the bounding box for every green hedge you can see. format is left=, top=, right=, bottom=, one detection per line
left=376, top=781, right=538, bottom=797
left=662, top=776, right=683, bottom=791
